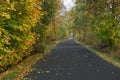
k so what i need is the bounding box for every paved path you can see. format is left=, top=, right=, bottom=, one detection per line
left=24, top=39, right=120, bottom=80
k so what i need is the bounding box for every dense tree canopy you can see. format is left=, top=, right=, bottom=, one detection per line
left=72, top=0, right=120, bottom=48
left=0, top=0, right=64, bottom=72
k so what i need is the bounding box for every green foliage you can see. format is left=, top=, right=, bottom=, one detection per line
left=2, top=70, right=18, bottom=80
left=56, top=26, right=66, bottom=40
left=72, top=0, right=120, bottom=48
left=33, top=0, right=61, bottom=52
left=95, top=14, right=120, bottom=47
left=0, top=0, right=62, bottom=73
left=41, top=0, right=58, bottom=25
left=0, top=0, right=43, bottom=72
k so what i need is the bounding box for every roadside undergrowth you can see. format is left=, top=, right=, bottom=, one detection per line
left=0, top=41, right=58, bottom=80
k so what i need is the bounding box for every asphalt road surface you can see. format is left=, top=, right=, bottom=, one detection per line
left=23, top=39, right=120, bottom=80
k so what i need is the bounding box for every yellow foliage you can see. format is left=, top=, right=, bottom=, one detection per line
left=1, top=12, right=11, bottom=19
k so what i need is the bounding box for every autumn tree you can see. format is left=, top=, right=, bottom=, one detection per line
left=32, top=0, right=63, bottom=53
left=72, top=0, right=120, bottom=48
left=0, top=0, right=43, bottom=72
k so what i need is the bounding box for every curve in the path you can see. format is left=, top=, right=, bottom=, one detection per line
left=23, top=39, right=120, bottom=80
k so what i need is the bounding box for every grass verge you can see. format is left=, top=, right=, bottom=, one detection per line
left=0, top=41, right=59, bottom=80
left=76, top=41, right=120, bottom=69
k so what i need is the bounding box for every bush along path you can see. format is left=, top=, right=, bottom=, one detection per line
left=23, top=39, right=120, bottom=80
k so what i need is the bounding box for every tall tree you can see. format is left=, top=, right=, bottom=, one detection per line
left=72, top=0, right=120, bottom=48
